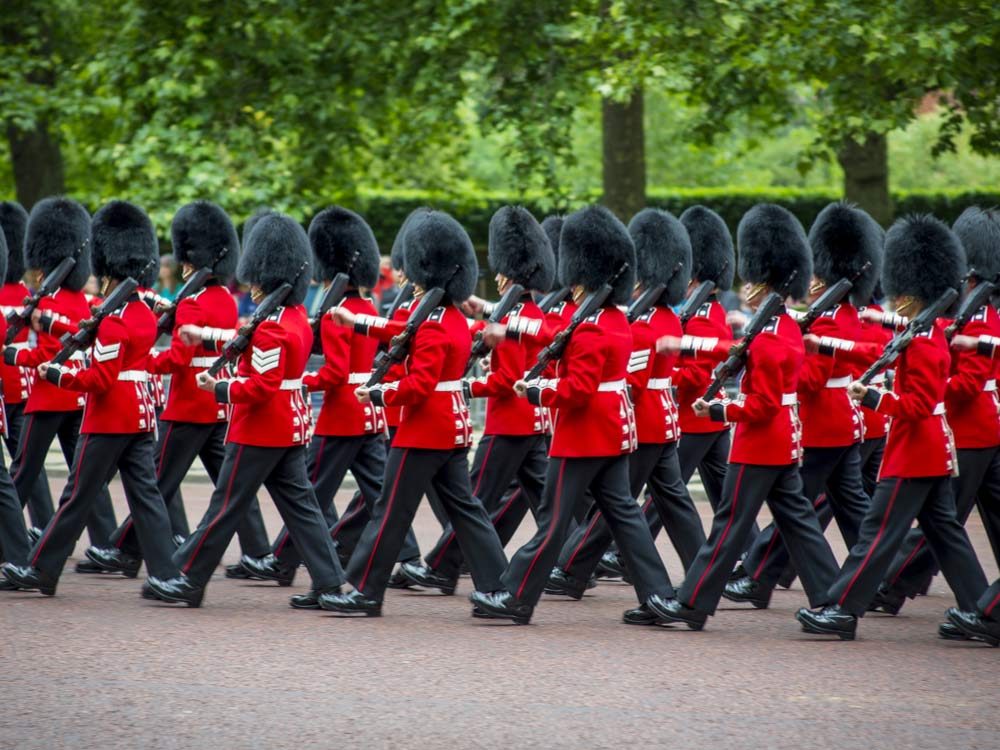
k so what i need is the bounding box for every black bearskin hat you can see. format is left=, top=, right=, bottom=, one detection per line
left=809, top=201, right=884, bottom=305
left=883, top=214, right=965, bottom=306
left=628, top=208, right=692, bottom=307
left=391, top=207, right=431, bottom=272
left=242, top=209, right=277, bottom=251
left=487, top=206, right=555, bottom=292
left=952, top=207, right=1000, bottom=285
left=91, top=201, right=159, bottom=283
left=680, top=205, right=735, bottom=291
left=0, top=201, right=27, bottom=284
left=24, top=197, right=92, bottom=292
left=541, top=215, right=565, bottom=285
left=737, top=203, right=812, bottom=300
left=308, top=206, right=380, bottom=288
left=558, top=205, right=636, bottom=306
left=170, top=201, right=240, bottom=278
left=0, top=222, right=9, bottom=286
left=402, top=210, right=478, bottom=302
left=237, top=213, right=311, bottom=306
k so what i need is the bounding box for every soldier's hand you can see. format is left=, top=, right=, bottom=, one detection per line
left=178, top=324, right=205, bottom=345
left=479, top=356, right=491, bottom=373
left=30, top=308, right=44, bottom=332
left=461, top=295, right=487, bottom=317
left=330, top=308, right=356, bottom=327
left=802, top=333, right=821, bottom=353
left=950, top=334, right=978, bottom=351
left=354, top=386, right=372, bottom=404
left=513, top=379, right=528, bottom=398
left=692, top=398, right=711, bottom=417
left=36, top=362, right=50, bottom=378
left=482, top=323, right=507, bottom=347
left=656, top=335, right=683, bottom=354
left=859, top=308, right=883, bottom=324
left=196, top=371, right=217, bottom=391
left=847, top=381, right=867, bottom=401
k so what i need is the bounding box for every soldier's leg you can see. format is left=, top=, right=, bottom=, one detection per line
left=859, top=436, right=885, bottom=498
left=0, top=448, right=30, bottom=565
left=975, top=447, right=1000, bottom=567
left=977, top=579, right=1000, bottom=619
left=53, top=410, right=117, bottom=548
left=4, top=402, right=54, bottom=530
left=11, top=411, right=63, bottom=523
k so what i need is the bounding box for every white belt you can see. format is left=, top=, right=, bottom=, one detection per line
left=118, top=370, right=149, bottom=383
left=782, top=393, right=797, bottom=406
left=598, top=379, right=627, bottom=392
left=435, top=380, right=464, bottom=392
left=825, top=376, right=851, bottom=388
left=280, top=379, right=303, bottom=390
left=190, top=356, right=216, bottom=368
left=647, top=377, right=672, bottom=390
left=348, top=372, right=371, bottom=385
left=933, top=402, right=945, bottom=415
left=986, top=379, right=997, bottom=392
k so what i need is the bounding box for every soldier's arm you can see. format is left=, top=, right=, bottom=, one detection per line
left=214, top=322, right=286, bottom=405
left=369, top=322, right=446, bottom=407
left=46, top=317, right=126, bottom=393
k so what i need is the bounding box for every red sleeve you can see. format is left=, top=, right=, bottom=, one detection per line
left=796, top=316, right=836, bottom=394
left=945, top=318, right=992, bottom=401
left=720, top=334, right=783, bottom=424
left=303, top=316, right=350, bottom=391
left=380, top=321, right=447, bottom=406
left=539, top=323, right=604, bottom=409
left=354, top=313, right=405, bottom=343
left=55, top=317, right=127, bottom=394
left=469, top=328, right=526, bottom=399
left=218, top=322, right=286, bottom=405
left=147, top=297, right=200, bottom=375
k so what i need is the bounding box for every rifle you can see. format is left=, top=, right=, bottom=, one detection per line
left=206, top=264, right=307, bottom=378
left=465, top=282, right=525, bottom=375
left=525, top=264, right=628, bottom=381
left=155, top=247, right=231, bottom=338
left=367, top=287, right=446, bottom=387
left=797, top=261, right=872, bottom=334
left=50, top=276, right=140, bottom=366
left=309, top=272, right=352, bottom=353
left=538, top=286, right=570, bottom=313
left=702, top=270, right=799, bottom=401
left=5, top=252, right=81, bottom=344
left=859, top=287, right=960, bottom=384
left=944, top=269, right=998, bottom=341
left=385, top=282, right=414, bottom=320
left=679, top=280, right=716, bottom=325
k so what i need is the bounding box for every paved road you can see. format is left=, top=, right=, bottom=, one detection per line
left=2, top=482, right=998, bottom=750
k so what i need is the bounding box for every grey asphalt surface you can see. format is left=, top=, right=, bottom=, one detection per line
left=2, top=481, right=998, bottom=750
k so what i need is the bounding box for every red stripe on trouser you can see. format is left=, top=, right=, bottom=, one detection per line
left=115, top=519, right=134, bottom=549
left=890, top=537, right=926, bottom=585
left=753, top=491, right=825, bottom=579
left=839, top=478, right=902, bottom=607
left=690, top=465, right=746, bottom=604
left=330, top=500, right=366, bottom=540
left=563, top=509, right=604, bottom=572
left=311, top=437, right=326, bottom=484
left=516, top=460, right=566, bottom=600
left=156, top=423, right=174, bottom=477
left=985, top=590, right=1000, bottom=616
left=430, top=442, right=497, bottom=568
left=358, top=449, right=409, bottom=592
left=182, top=445, right=245, bottom=574
left=32, top=435, right=90, bottom=566
left=12, top=414, right=34, bottom=482
left=492, top=488, right=522, bottom=524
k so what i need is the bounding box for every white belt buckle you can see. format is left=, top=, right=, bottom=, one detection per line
left=781, top=393, right=797, bottom=406
left=825, top=376, right=851, bottom=388
left=985, top=379, right=997, bottom=392
left=435, top=380, right=464, bottom=392
left=280, top=378, right=303, bottom=390
left=348, top=372, right=371, bottom=385
left=647, top=377, right=672, bottom=391
left=597, top=379, right=626, bottom=392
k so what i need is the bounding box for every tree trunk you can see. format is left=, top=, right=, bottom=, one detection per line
left=601, top=90, right=645, bottom=222
left=6, top=122, right=65, bottom=209
left=837, top=132, right=892, bottom=226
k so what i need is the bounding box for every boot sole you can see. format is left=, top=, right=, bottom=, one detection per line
left=319, top=607, right=382, bottom=617
left=399, top=569, right=457, bottom=595
left=721, top=591, right=770, bottom=610
left=542, top=586, right=584, bottom=600
left=796, top=612, right=855, bottom=641
left=471, top=604, right=531, bottom=625
left=84, top=549, right=139, bottom=578
left=150, top=587, right=203, bottom=608
left=947, top=615, right=1000, bottom=647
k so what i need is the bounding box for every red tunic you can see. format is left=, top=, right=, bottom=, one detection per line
left=304, top=292, right=384, bottom=437
left=629, top=305, right=681, bottom=445
left=0, top=282, right=33, bottom=404
left=796, top=303, right=864, bottom=448
left=944, top=304, right=1000, bottom=449
left=11, top=288, right=89, bottom=413
left=714, top=312, right=804, bottom=466
left=864, top=326, right=956, bottom=478
left=216, top=305, right=313, bottom=448
left=674, top=299, right=731, bottom=435
left=50, top=297, right=157, bottom=434
left=469, top=296, right=547, bottom=436
left=355, top=298, right=414, bottom=431
left=148, top=284, right=233, bottom=424
left=534, top=306, right=637, bottom=458
left=371, top=305, right=474, bottom=451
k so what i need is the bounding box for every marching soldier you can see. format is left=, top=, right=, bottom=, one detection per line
left=545, top=208, right=706, bottom=606
left=2, top=198, right=118, bottom=556
left=400, top=205, right=555, bottom=595
left=871, top=207, right=1000, bottom=617
left=648, top=204, right=840, bottom=631
left=1, top=201, right=179, bottom=596
left=470, top=205, right=675, bottom=625
left=318, top=210, right=509, bottom=617
left=0, top=201, right=55, bottom=538
left=245, top=206, right=393, bottom=596
left=797, top=214, right=990, bottom=640
left=726, top=201, right=883, bottom=608
left=85, top=201, right=271, bottom=577
left=145, top=212, right=345, bottom=608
